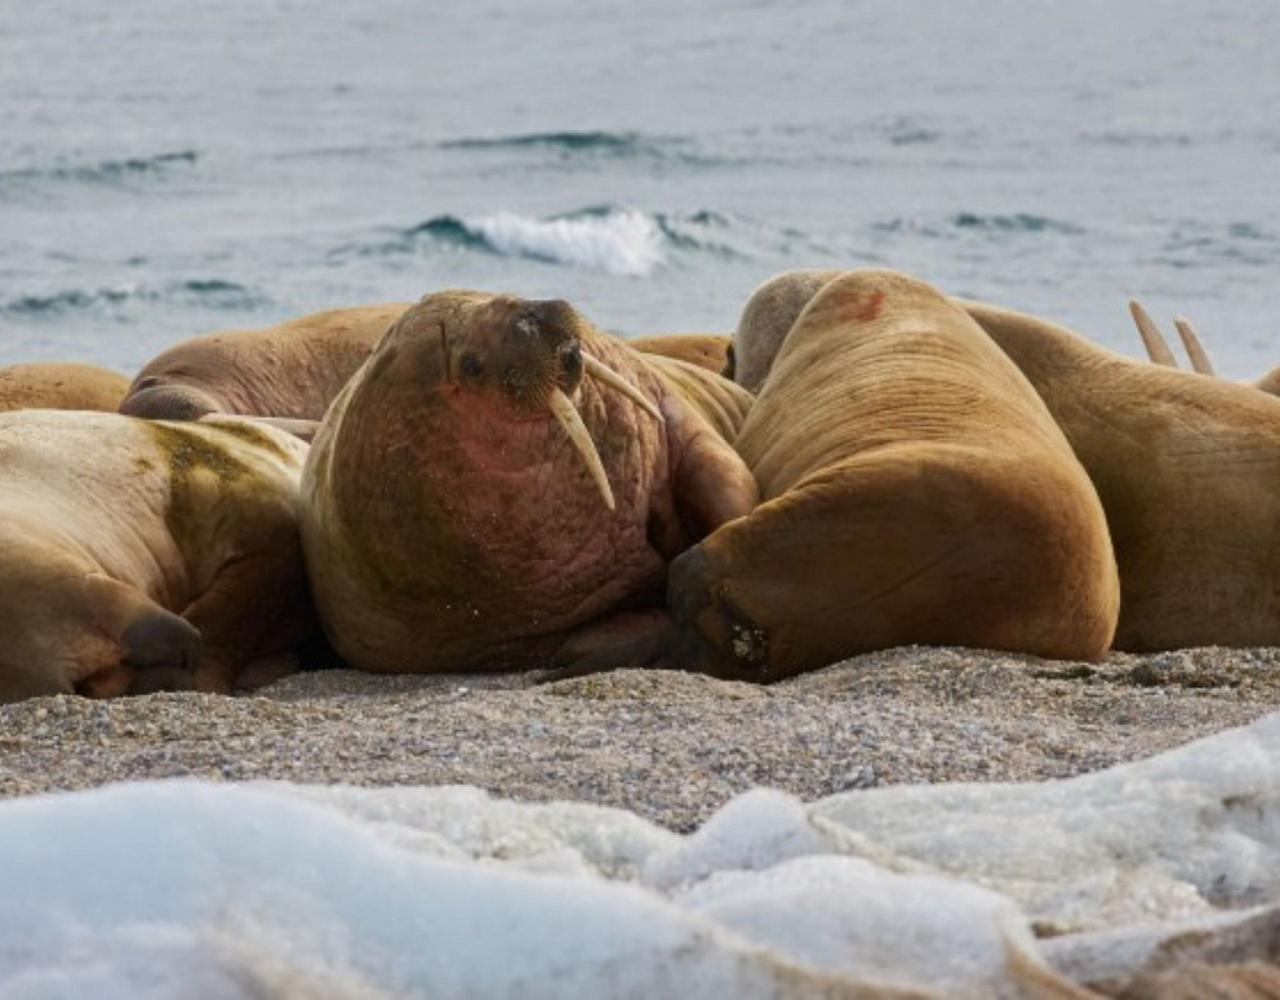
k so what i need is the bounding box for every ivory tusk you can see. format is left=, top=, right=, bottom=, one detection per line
left=549, top=387, right=615, bottom=510
left=1129, top=299, right=1179, bottom=368
left=1174, top=316, right=1216, bottom=375
left=583, top=355, right=663, bottom=422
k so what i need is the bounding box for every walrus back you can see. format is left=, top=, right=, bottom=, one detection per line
left=0, top=362, right=131, bottom=413
left=963, top=298, right=1280, bottom=650
left=672, top=269, right=1119, bottom=678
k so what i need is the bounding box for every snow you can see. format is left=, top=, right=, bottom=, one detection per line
left=3, top=711, right=1280, bottom=996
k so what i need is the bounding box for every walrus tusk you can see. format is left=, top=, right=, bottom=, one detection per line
left=1129, top=299, right=1178, bottom=368
left=549, top=387, right=616, bottom=510
left=583, top=355, right=663, bottom=422
left=1174, top=316, right=1216, bottom=375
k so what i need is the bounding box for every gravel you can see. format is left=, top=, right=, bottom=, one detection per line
left=4, top=645, right=1280, bottom=831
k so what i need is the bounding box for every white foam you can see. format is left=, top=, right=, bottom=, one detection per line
left=465, top=209, right=665, bottom=276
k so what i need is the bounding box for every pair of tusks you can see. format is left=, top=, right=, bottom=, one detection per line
left=548, top=354, right=663, bottom=511
left=1129, top=299, right=1216, bottom=375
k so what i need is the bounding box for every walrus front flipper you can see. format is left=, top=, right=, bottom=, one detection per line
left=670, top=427, right=759, bottom=544
left=539, top=608, right=740, bottom=684
left=540, top=611, right=681, bottom=683
left=83, top=574, right=203, bottom=692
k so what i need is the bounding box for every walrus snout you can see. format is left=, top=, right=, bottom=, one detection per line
left=119, top=382, right=221, bottom=421
left=557, top=339, right=584, bottom=392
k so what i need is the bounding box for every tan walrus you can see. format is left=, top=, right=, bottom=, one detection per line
left=734, top=269, right=1280, bottom=651
left=0, top=410, right=312, bottom=702
left=0, top=361, right=131, bottom=412
left=659, top=269, right=1119, bottom=680
left=119, top=304, right=410, bottom=422
left=301, top=290, right=758, bottom=674
left=1128, top=299, right=1280, bottom=395
left=628, top=334, right=732, bottom=375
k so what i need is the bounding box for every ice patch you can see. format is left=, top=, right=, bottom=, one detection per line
left=5, top=712, right=1280, bottom=995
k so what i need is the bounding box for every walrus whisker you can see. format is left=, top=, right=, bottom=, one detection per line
left=1174, top=316, right=1216, bottom=375
left=583, top=355, right=663, bottom=421
left=548, top=387, right=616, bottom=510
left=1129, top=299, right=1179, bottom=368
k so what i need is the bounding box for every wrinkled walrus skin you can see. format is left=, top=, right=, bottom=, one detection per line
left=119, top=304, right=410, bottom=421
left=0, top=362, right=131, bottom=413
left=734, top=268, right=1280, bottom=651
left=667, top=269, right=1120, bottom=681
left=0, top=410, right=312, bottom=702
left=300, top=291, right=758, bottom=674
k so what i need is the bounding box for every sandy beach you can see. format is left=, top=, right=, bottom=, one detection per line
left=5, top=644, right=1278, bottom=831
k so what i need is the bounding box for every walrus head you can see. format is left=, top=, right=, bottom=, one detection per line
left=370, top=291, right=660, bottom=511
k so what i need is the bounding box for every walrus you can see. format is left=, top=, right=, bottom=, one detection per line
left=119, top=304, right=410, bottom=422
left=1129, top=299, right=1280, bottom=395
left=658, top=269, right=1119, bottom=680
left=734, top=269, right=1280, bottom=650
left=627, top=334, right=732, bottom=375
left=0, top=410, right=312, bottom=702
left=0, top=361, right=131, bottom=412
left=300, top=290, right=759, bottom=674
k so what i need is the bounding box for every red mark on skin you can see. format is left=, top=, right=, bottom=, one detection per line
left=821, top=288, right=887, bottom=325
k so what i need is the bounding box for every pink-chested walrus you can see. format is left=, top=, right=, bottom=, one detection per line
left=0, top=410, right=312, bottom=702
left=119, top=304, right=410, bottom=422
left=300, top=290, right=758, bottom=674
left=0, top=362, right=131, bottom=413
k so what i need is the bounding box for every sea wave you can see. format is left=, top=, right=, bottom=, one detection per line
left=2, top=279, right=265, bottom=316
left=0, top=151, right=199, bottom=187
left=440, top=130, right=646, bottom=152
left=347, top=205, right=752, bottom=276
left=874, top=213, right=1084, bottom=237
left=436, top=129, right=741, bottom=170
left=444, top=208, right=665, bottom=276
left=1148, top=221, right=1280, bottom=269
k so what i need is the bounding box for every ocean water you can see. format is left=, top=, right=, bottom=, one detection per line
left=2, top=0, right=1278, bottom=377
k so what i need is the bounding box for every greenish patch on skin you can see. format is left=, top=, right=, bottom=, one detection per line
left=199, top=418, right=292, bottom=463
left=146, top=422, right=252, bottom=559
left=132, top=456, right=155, bottom=475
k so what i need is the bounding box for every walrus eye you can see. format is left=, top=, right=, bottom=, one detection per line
left=460, top=352, right=484, bottom=379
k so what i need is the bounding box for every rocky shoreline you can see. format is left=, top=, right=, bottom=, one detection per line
left=5, top=644, right=1279, bottom=831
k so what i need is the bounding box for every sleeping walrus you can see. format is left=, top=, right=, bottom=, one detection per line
left=119, top=304, right=409, bottom=422
left=735, top=269, right=1280, bottom=651
left=0, top=410, right=312, bottom=701
left=0, top=361, right=131, bottom=413
left=300, top=290, right=758, bottom=674
left=661, top=269, right=1119, bottom=680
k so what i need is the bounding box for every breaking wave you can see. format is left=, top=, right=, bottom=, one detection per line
left=345, top=205, right=754, bottom=276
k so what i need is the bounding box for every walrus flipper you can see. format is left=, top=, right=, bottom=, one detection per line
left=83, top=573, right=203, bottom=693
left=670, top=426, right=759, bottom=544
